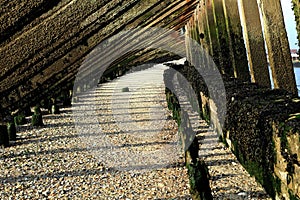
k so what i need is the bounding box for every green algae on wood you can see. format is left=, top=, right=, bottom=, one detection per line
left=31, top=114, right=43, bottom=127
left=14, top=114, right=26, bottom=125
left=7, top=122, right=16, bottom=141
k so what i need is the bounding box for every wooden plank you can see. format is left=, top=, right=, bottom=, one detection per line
left=258, top=0, right=297, bottom=95
left=222, top=0, right=250, bottom=82
left=238, top=0, right=271, bottom=87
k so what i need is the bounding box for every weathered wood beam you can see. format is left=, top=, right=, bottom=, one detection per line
left=205, top=0, right=222, bottom=68
left=292, top=0, right=300, bottom=49
left=257, top=0, right=297, bottom=95
left=0, top=0, right=198, bottom=118
left=212, top=0, right=234, bottom=76
left=222, top=0, right=250, bottom=82
left=238, top=0, right=271, bottom=88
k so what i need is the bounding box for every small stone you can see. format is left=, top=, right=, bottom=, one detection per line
left=237, top=192, right=247, bottom=196
left=157, top=183, right=164, bottom=188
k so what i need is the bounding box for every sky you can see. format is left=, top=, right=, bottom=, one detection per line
left=281, top=0, right=298, bottom=49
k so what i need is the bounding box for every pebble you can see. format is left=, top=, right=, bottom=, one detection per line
left=0, top=65, right=272, bottom=199
left=157, top=183, right=164, bottom=188
left=238, top=192, right=248, bottom=196
left=0, top=65, right=190, bottom=199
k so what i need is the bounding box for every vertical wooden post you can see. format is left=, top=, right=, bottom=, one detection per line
left=32, top=105, right=43, bottom=126
left=205, top=0, right=222, bottom=69
left=191, top=14, right=200, bottom=44
left=204, top=1, right=213, bottom=56
left=62, top=90, right=71, bottom=106
left=198, top=3, right=209, bottom=52
left=258, top=0, right=297, bottom=95
left=7, top=122, right=16, bottom=142
left=238, top=0, right=271, bottom=88
left=0, top=123, right=9, bottom=147
left=212, top=0, right=234, bottom=77
left=199, top=4, right=214, bottom=73
left=292, top=0, right=300, bottom=48
left=222, top=0, right=251, bottom=82
left=185, top=24, right=192, bottom=63
left=196, top=5, right=207, bottom=71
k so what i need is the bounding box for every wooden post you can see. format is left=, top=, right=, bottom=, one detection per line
left=32, top=105, right=43, bottom=126
left=181, top=110, right=213, bottom=200
left=205, top=0, right=222, bottom=69
left=50, top=97, right=59, bottom=114
left=185, top=23, right=192, bottom=63
left=196, top=5, right=207, bottom=70
left=198, top=4, right=214, bottom=73
left=238, top=0, right=271, bottom=88
left=257, top=0, right=298, bottom=95
left=0, top=123, right=9, bottom=147
left=198, top=3, right=209, bottom=52
left=7, top=122, right=16, bottom=141
left=212, top=0, right=234, bottom=77
left=204, top=1, right=213, bottom=56
left=292, top=0, right=300, bottom=49
left=222, top=0, right=251, bottom=82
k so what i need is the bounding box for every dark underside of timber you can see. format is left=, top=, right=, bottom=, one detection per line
left=0, top=0, right=199, bottom=119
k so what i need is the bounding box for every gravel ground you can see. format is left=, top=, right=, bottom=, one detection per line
left=0, top=63, right=271, bottom=199
left=0, top=65, right=190, bottom=199
left=197, top=124, right=271, bottom=200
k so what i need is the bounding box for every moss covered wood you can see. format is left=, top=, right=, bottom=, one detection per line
left=205, top=0, right=222, bottom=68
left=33, top=105, right=41, bottom=115
left=258, top=0, right=297, bottom=95
left=164, top=69, right=213, bottom=200
left=31, top=114, right=43, bottom=127
left=187, top=160, right=213, bottom=200
left=32, top=105, right=43, bottom=126
left=14, top=113, right=26, bottom=125
left=165, top=61, right=300, bottom=199
left=7, top=122, right=16, bottom=141
left=0, top=124, right=9, bottom=147
left=292, top=0, right=300, bottom=50
left=238, top=0, right=271, bottom=88
left=222, top=0, right=250, bottom=82
left=209, top=86, right=300, bottom=199
left=211, top=0, right=234, bottom=76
